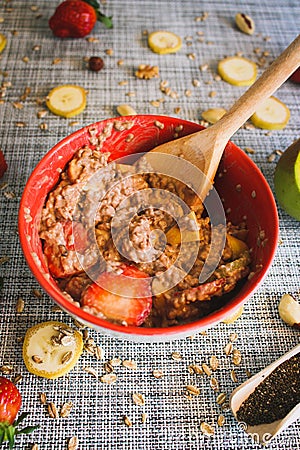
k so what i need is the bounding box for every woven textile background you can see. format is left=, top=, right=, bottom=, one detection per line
left=0, top=0, right=299, bottom=449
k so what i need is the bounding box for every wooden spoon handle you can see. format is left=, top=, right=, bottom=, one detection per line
left=214, top=34, right=300, bottom=141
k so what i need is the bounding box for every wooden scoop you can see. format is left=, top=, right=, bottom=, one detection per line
left=147, top=34, right=300, bottom=199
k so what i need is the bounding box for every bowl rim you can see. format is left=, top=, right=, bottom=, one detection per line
left=18, top=115, right=279, bottom=338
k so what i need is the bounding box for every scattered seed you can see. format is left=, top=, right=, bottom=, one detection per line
left=210, top=355, right=219, bottom=371
left=22, top=56, right=29, bottom=63
left=229, top=332, right=238, bottom=342
left=202, top=363, right=212, bottom=376
left=125, top=133, right=134, bottom=143
left=122, top=359, right=137, bottom=370
left=152, top=369, right=164, bottom=379
left=150, top=100, right=161, bottom=108
left=100, top=373, right=117, bottom=384
left=224, top=342, right=233, bottom=356
left=31, top=444, right=39, bottom=450
left=68, top=436, right=78, bottom=450
left=32, top=288, right=42, bottom=298
left=104, top=362, right=114, bottom=373
left=16, top=297, right=25, bottom=313
left=171, top=352, right=182, bottom=361
left=230, top=369, right=238, bottom=383
left=105, top=48, right=114, bottom=56
left=110, top=358, right=121, bottom=367
left=200, top=63, right=208, bottom=72
left=141, top=412, right=148, bottom=423
left=186, top=385, right=200, bottom=396
left=232, top=349, right=242, bottom=366
left=13, top=374, right=22, bottom=384
left=268, top=153, right=276, bottom=162
left=244, top=146, right=256, bottom=154
left=200, top=421, right=214, bottom=436
left=216, top=392, right=227, bottom=405
left=83, top=366, right=98, bottom=378
left=209, top=90, right=217, bottom=98
left=0, top=365, right=13, bottom=375
left=124, top=415, right=132, bottom=427
left=40, top=392, right=47, bottom=404
left=95, top=346, right=104, bottom=360
left=48, top=402, right=59, bottom=419
left=132, top=393, right=145, bottom=406
left=217, top=414, right=226, bottom=426
left=210, top=377, right=219, bottom=392
left=60, top=401, right=73, bottom=418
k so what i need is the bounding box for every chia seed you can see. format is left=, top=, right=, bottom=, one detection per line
left=236, top=353, right=300, bottom=426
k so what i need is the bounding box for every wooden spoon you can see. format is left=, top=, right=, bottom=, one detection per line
left=146, top=34, right=300, bottom=199
left=229, top=343, right=300, bottom=445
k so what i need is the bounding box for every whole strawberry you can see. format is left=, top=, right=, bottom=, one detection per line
left=49, top=0, right=112, bottom=38
left=0, top=377, right=38, bottom=449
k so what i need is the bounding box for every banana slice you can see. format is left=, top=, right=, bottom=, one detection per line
left=148, top=31, right=182, bottom=54
left=227, top=234, right=249, bottom=259
left=46, top=85, right=87, bottom=118
left=250, top=96, right=290, bottom=130
left=0, top=33, right=6, bottom=53
left=222, top=305, right=244, bottom=324
left=218, top=56, right=257, bottom=86
left=23, top=321, right=83, bottom=379
left=166, top=211, right=199, bottom=245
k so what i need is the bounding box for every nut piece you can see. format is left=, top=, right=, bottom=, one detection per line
left=135, top=64, right=159, bottom=79
left=116, top=104, right=137, bottom=116
left=278, top=294, right=300, bottom=328
left=235, top=13, right=255, bottom=35
left=201, top=108, right=227, bottom=124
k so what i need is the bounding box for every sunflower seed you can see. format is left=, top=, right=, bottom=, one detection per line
left=132, top=393, right=145, bottom=406
left=95, top=346, right=104, bottom=360
left=109, top=358, right=121, bottom=367
left=104, top=362, right=114, bottom=373
left=31, top=444, right=39, bottom=450
left=0, top=365, right=13, bottom=375
left=232, top=349, right=242, bottom=366
left=230, top=369, right=238, bottom=383
left=229, top=332, right=238, bottom=342
left=210, top=377, right=219, bottom=392
left=224, top=342, right=233, bottom=356
left=13, top=374, right=22, bottom=384
left=141, top=413, right=148, bottom=423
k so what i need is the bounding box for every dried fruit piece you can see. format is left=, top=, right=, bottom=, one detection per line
left=250, top=96, right=290, bottom=130
left=201, top=108, right=227, bottom=124
left=135, top=64, right=159, bottom=79
left=116, top=104, right=138, bottom=116
left=81, top=264, right=152, bottom=326
left=278, top=294, right=300, bottom=328
left=46, top=85, right=87, bottom=118
left=23, top=321, right=83, bottom=379
left=235, top=13, right=255, bottom=35
left=222, top=305, right=244, bottom=324
left=218, top=56, right=257, bottom=86
left=148, top=30, right=182, bottom=54
left=227, top=234, right=249, bottom=259
left=88, top=56, right=104, bottom=72
left=0, top=33, right=7, bottom=53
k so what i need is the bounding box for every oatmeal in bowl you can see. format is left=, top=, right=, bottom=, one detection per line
left=19, top=115, right=278, bottom=341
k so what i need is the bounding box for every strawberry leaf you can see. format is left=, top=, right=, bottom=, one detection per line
left=83, top=0, right=113, bottom=28
left=17, top=424, right=39, bottom=435
left=13, top=412, right=29, bottom=427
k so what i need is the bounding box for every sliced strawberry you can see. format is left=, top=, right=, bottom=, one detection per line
left=81, top=264, right=152, bottom=326
left=0, top=150, right=8, bottom=178
left=63, top=220, right=88, bottom=253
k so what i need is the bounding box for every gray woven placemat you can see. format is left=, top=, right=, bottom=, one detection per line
left=0, top=1, right=299, bottom=449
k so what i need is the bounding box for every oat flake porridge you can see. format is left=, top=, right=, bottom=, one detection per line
left=39, top=142, right=251, bottom=328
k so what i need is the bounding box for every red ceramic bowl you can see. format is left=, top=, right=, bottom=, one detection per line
left=19, top=115, right=279, bottom=341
